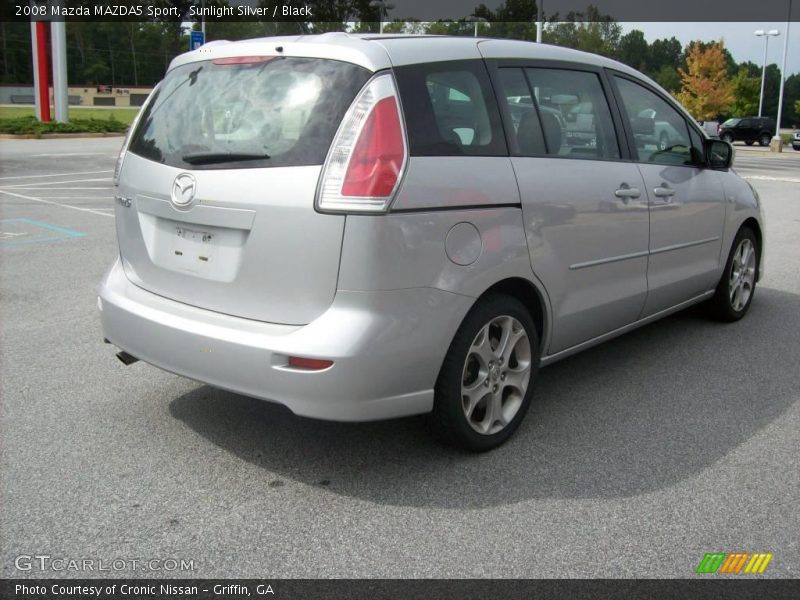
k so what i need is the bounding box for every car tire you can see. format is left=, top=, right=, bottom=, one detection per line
left=707, top=226, right=759, bottom=322
left=745, top=140, right=754, bottom=146
left=721, top=133, right=734, bottom=144
left=430, top=293, right=540, bottom=452
left=758, top=133, right=771, bottom=146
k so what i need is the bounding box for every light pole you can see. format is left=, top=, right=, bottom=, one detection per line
left=369, top=1, right=394, bottom=35
left=465, top=16, right=487, bottom=37
left=754, top=29, right=780, bottom=117
left=536, top=0, right=544, bottom=43
left=772, top=0, right=793, bottom=152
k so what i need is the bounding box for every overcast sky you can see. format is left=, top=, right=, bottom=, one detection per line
left=621, top=22, right=799, bottom=76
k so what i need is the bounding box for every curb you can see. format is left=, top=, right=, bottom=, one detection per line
left=0, top=132, right=125, bottom=140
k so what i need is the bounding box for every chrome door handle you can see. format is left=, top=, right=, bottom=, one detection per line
left=653, top=186, right=676, bottom=198
left=614, top=187, right=641, bottom=199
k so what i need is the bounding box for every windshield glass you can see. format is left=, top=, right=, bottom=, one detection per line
left=722, top=118, right=741, bottom=126
left=128, top=57, right=370, bottom=170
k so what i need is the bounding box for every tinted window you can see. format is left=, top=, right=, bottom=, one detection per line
left=614, top=76, right=700, bottom=166
left=128, top=57, right=370, bottom=170
left=524, top=68, right=620, bottom=159
left=497, top=68, right=546, bottom=155
left=739, top=119, right=753, bottom=128
left=394, top=60, right=506, bottom=156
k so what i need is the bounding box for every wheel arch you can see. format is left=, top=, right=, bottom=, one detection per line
left=476, top=277, right=549, bottom=355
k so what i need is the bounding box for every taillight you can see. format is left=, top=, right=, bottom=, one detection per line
left=316, top=73, right=407, bottom=213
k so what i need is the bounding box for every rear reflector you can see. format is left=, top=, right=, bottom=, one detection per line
left=212, top=56, right=275, bottom=65
left=316, top=73, right=407, bottom=213
left=288, top=356, right=334, bottom=371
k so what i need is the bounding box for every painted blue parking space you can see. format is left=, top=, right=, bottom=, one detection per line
left=0, top=217, right=86, bottom=247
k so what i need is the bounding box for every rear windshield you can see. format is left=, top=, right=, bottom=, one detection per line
left=128, top=57, right=370, bottom=170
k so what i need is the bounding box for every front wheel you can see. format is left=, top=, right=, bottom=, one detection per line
left=430, top=294, right=539, bottom=452
left=707, top=227, right=759, bottom=321
left=721, top=133, right=734, bottom=144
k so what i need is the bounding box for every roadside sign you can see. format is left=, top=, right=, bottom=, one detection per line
left=190, top=31, right=205, bottom=51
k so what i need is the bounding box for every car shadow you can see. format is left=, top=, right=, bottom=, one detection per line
left=168, top=287, right=799, bottom=509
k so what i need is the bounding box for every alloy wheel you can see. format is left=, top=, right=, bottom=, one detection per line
left=729, top=238, right=756, bottom=312
left=460, top=315, right=532, bottom=435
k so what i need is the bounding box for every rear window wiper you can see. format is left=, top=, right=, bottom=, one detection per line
left=181, top=151, right=271, bottom=165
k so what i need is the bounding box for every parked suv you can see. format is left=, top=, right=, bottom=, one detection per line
left=719, top=116, right=775, bottom=146
left=99, top=34, right=764, bottom=451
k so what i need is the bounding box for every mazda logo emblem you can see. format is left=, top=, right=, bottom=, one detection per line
left=171, top=173, right=197, bottom=208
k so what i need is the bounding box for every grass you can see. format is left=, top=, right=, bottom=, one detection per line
left=0, top=105, right=138, bottom=125
left=0, top=115, right=129, bottom=136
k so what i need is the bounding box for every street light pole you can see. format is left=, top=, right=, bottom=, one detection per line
left=369, top=1, right=394, bottom=34
left=754, top=29, right=780, bottom=117
left=465, top=16, right=487, bottom=37
left=773, top=0, right=793, bottom=151
left=536, top=1, right=543, bottom=43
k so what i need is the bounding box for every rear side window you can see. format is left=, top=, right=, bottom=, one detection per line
left=521, top=68, right=620, bottom=160
left=394, top=60, right=506, bottom=157
left=128, top=57, right=370, bottom=170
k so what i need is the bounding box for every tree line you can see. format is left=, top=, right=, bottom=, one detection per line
left=0, top=0, right=798, bottom=126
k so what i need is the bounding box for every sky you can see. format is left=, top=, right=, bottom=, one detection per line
left=621, top=22, right=799, bottom=76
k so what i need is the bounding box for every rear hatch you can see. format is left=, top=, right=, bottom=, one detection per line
left=115, top=55, right=370, bottom=325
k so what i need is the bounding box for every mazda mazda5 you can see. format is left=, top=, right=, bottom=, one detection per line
left=99, top=34, right=764, bottom=451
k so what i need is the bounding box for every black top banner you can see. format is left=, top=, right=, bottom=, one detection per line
left=2, top=0, right=800, bottom=23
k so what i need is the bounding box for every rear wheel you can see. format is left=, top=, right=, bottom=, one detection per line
left=758, top=133, right=771, bottom=146
left=707, top=227, right=759, bottom=321
left=430, top=294, right=539, bottom=452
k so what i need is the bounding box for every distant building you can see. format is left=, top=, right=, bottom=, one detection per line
left=0, top=84, right=154, bottom=107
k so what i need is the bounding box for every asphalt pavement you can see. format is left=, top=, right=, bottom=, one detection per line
left=0, top=137, right=798, bottom=578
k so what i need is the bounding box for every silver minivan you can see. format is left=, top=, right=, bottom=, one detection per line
left=99, top=34, right=764, bottom=451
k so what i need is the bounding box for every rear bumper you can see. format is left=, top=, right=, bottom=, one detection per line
left=98, top=259, right=474, bottom=421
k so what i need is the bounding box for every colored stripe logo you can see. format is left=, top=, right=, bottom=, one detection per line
left=697, top=552, right=773, bottom=574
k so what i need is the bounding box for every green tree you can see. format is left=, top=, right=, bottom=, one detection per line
left=617, top=29, right=648, bottom=71
left=655, top=65, right=681, bottom=93
left=728, top=67, right=760, bottom=117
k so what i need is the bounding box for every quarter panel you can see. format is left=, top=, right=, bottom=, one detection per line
left=390, top=157, right=520, bottom=211
left=338, top=207, right=538, bottom=300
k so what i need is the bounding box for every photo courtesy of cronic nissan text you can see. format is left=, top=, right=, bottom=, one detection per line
left=1, top=0, right=799, bottom=599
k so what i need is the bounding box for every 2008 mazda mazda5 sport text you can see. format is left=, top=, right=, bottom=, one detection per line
left=98, top=33, right=765, bottom=451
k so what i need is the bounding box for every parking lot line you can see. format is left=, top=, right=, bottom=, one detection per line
left=0, top=169, right=113, bottom=181
left=0, top=189, right=114, bottom=218
left=1, top=177, right=112, bottom=189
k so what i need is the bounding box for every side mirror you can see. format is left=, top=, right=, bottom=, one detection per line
left=631, top=116, right=655, bottom=135
left=706, top=139, right=734, bottom=169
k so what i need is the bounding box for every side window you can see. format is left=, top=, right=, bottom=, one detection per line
left=614, top=76, right=699, bottom=166
left=739, top=119, right=752, bottom=129
left=524, top=68, right=620, bottom=159
left=497, top=68, right=546, bottom=155
left=394, top=60, right=506, bottom=157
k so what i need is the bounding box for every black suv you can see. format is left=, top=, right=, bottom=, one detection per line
left=719, top=117, right=775, bottom=146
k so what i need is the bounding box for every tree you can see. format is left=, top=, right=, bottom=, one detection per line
left=617, top=29, right=648, bottom=71
left=676, top=41, right=734, bottom=121
left=728, top=67, right=760, bottom=117
left=654, top=65, right=681, bottom=93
